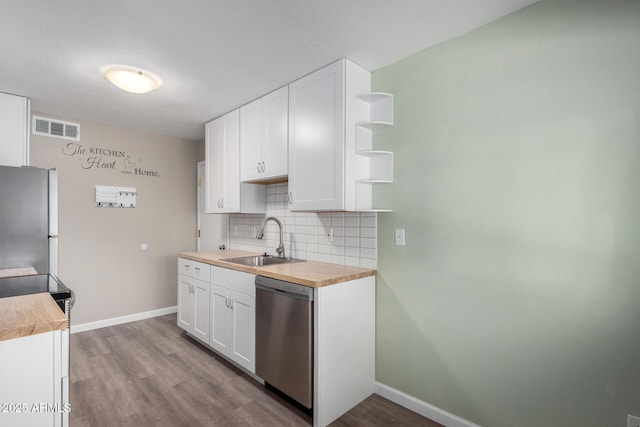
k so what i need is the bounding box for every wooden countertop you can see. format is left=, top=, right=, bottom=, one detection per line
left=0, top=293, right=67, bottom=342
left=0, top=266, right=38, bottom=278
left=179, top=250, right=376, bottom=288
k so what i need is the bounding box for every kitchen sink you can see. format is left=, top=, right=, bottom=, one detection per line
left=221, top=255, right=304, bottom=267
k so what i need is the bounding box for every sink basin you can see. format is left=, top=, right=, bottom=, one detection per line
left=221, top=255, right=304, bottom=267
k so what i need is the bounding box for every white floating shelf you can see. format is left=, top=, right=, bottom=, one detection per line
left=358, top=179, right=393, bottom=184
left=356, top=121, right=393, bottom=130
left=356, top=150, right=394, bottom=157
left=356, top=92, right=394, bottom=125
left=356, top=209, right=393, bottom=213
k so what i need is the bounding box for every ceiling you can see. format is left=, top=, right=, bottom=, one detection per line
left=0, top=0, right=540, bottom=142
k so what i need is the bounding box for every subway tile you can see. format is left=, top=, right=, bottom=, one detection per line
left=360, top=248, right=377, bottom=259
left=360, top=215, right=377, bottom=228
left=306, top=243, right=319, bottom=255
left=360, top=227, right=377, bottom=238
left=345, top=215, right=360, bottom=227
left=331, top=245, right=345, bottom=256
left=332, top=226, right=345, bottom=237
left=331, top=236, right=344, bottom=247
left=344, top=256, right=359, bottom=267
left=360, top=258, right=377, bottom=269
left=330, top=214, right=345, bottom=226
left=330, top=255, right=345, bottom=265
left=344, top=237, right=359, bottom=247
left=344, top=226, right=359, bottom=237
left=318, top=243, right=331, bottom=254
left=318, top=253, right=331, bottom=263
left=360, top=237, right=376, bottom=249
left=344, top=246, right=359, bottom=257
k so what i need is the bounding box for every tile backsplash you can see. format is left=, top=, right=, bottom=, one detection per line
left=229, top=183, right=377, bottom=269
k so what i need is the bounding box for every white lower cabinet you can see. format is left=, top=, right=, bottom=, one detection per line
left=177, top=275, right=210, bottom=343
left=210, top=266, right=255, bottom=373
left=177, top=258, right=211, bottom=343
left=177, top=259, right=256, bottom=374
left=0, top=329, right=69, bottom=427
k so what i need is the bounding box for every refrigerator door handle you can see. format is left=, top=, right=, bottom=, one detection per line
left=49, top=236, right=59, bottom=276
left=48, top=168, right=58, bottom=237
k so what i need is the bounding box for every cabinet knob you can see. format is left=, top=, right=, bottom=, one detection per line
left=257, top=162, right=261, bottom=173
left=288, top=192, right=293, bottom=205
left=261, top=161, right=265, bottom=173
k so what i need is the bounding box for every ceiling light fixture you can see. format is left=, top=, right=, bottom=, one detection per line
left=101, top=65, right=162, bottom=94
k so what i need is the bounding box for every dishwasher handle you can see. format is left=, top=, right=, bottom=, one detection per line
left=255, top=276, right=314, bottom=302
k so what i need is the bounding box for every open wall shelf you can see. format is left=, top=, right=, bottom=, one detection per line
left=354, top=93, right=394, bottom=212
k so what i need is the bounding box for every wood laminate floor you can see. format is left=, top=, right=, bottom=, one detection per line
left=70, top=314, right=442, bottom=426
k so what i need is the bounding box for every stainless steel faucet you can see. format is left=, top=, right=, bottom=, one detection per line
left=256, top=216, right=285, bottom=258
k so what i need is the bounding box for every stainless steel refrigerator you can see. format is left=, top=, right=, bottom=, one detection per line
left=0, top=165, right=58, bottom=275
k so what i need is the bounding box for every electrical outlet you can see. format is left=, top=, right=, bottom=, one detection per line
left=325, top=228, right=332, bottom=242
left=395, top=228, right=405, bottom=246
left=629, top=414, right=640, bottom=427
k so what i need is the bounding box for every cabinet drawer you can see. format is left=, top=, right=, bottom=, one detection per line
left=178, top=258, right=211, bottom=282
left=211, top=265, right=255, bottom=297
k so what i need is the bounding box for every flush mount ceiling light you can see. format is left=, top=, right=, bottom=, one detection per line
left=101, top=65, right=162, bottom=94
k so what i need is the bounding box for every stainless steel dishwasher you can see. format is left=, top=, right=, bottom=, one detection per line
left=255, top=275, right=314, bottom=409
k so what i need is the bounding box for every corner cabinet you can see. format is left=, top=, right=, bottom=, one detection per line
left=0, top=92, right=30, bottom=167
left=288, top=59, right=394, bottom=212
left=205, top=110, right=265, bottom=214
left=240, top=86, right=288, bottom=182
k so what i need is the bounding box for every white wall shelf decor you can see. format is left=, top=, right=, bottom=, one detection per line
left=355, top=92, right=394, bottom=130
left=354, top=91, right=394, bottom=212
left=95, top=185, right=137, bottom=208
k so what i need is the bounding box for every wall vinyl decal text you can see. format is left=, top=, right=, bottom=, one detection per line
left=62, top=142, right=160, bottom=177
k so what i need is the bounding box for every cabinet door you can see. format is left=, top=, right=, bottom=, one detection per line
left=205, top=118, right=224, bottom=213
left=177, top=275, right=194, bottom=332
left=240, top=99, right=263, bottom=182
left=192, top=278, right=210, bottom=343
left=288, top=60, right=345, bottom=210
left=0, top=92, right=29, bottom=167
left=210, top=283, right=231, bottom=354
left=229, top=289, right=255, bottom=373
left=0, top=332, right=56, bottom=426
left=262, top=86, right=288, bottom=180
left=221, top=110, right=241, bottom=212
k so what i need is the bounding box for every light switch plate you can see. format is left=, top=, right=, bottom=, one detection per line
left=395, top=228, right=405, bottom=246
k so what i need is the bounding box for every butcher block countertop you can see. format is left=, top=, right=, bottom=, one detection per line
left=179, top=250, right=376, bottom=288
left=0, top=293, right=67, bottom=342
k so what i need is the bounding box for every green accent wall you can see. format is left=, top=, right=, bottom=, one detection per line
left=372, top=0, right=640, bottom=426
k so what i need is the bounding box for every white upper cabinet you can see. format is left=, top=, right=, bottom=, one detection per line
left=240, top=86, right=288, bottom=182
left=0, top=92, right=30, bottom=167
left=288, top=60, right=345, bottom=211
left=205, top=110, right=265, bottom=214
left=288, top=59, right=394, bottom=211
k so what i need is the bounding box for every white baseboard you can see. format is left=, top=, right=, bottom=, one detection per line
left=374, top=382, right=481, bottom=427
left=70, top=306, right=177, bottom=334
